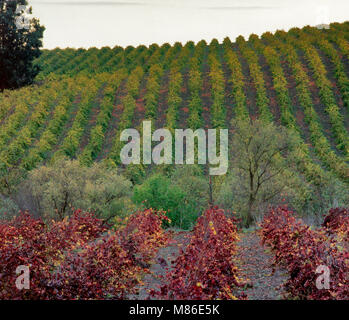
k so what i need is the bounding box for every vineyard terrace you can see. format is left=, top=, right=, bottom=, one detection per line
left=120, top=121, right=228, bottom=175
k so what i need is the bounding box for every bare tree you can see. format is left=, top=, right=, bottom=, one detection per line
left=230, top=119, right=298, bottom=226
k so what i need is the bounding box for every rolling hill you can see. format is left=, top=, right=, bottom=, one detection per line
left=0, top=21, right=349, bottom=188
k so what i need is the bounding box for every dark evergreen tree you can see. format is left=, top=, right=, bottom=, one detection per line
left=0, top=0, right=45, bottom=90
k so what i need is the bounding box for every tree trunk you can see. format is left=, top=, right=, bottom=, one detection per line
left=246, top=169, right=255, bottom=227
left=208, top=175, right=213, bottom=208
left=246, top=196, right=254, bottom=228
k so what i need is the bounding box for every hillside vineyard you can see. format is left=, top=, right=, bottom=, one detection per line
left=0, top=22, right=349, bottom=185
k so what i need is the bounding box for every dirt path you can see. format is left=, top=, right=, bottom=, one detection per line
left=130, top=229, right=287, bottom=300
left=234, top=230, right=288, bottom=300
left=129, top=230, right=191, bottom=300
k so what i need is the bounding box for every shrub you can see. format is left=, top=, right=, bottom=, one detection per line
left=0, top=210, right=106, bottom=299
left=322, top=207, right=349, bottom=231
left=260, top=206, right=349, bottom=300
left=0, top=208, right=168, bottom=299
left=171, top=165, right=210, bottom=228
left=133, top=173, right=185, bottom=227
left=133, top=168, right=209, bottom=229
left=152, top=207, right=246, bottom=300
left=0, top=196, right=19, bottom=220
left=322, top=207, right=349, bottom=242
left=18, top=158, right=132, bottom=221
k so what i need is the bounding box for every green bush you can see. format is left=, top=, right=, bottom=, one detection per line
left=133, top=173, right=185, bottom=227
left=0, top=196, right=19, bottom=221
left=133, top=166, right=209, bottom=229
left=18, top=158, right=133, bottom=221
